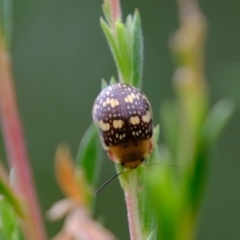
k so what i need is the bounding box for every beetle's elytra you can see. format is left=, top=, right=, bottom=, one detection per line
left=92, top=83, right=153, bottom=169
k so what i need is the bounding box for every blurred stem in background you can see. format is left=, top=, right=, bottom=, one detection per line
left=147, top=0, right=235, bottom=239
left=0, top=1, right=47, bottom=240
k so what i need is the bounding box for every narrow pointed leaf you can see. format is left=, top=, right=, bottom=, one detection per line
left=101, top=78, right=108, bottom=89
left=55, top=145, right=91, bottom=207
left=115, top=21, right=131, bottom=83
left=201, top=98, right=235, bottom=145
left=0, top=198, right=24, bottom=240
left=131, top=10, right=143, bottom=88
left=100, top=18, right=123, bottom=81
left=76, top=123, right=102, bottom=188
left=125, top=14, right=133, bottom=44
left=109, top=76, right=117, bottom=85
left=147, top=230, right=156, bottom=240
left=102, top=0, right=111, bottom=24
left=0, top=174, right=24, bottom=218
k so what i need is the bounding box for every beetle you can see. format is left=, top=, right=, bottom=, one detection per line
left=92, top=83, right=153, bottom=169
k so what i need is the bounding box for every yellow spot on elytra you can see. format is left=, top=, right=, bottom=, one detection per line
left=113, top=119, right=124, bottom=129
left=142, top=111, right=151, bottom=123
left=110, top=98, right=119, bottom=107
left=130, top=116, right=140, bottom=125
left=98, top=120, right=110, bottom=131
left=103, top=98, right=119, bottom=108
left=124, top=93, right=138, bottom=103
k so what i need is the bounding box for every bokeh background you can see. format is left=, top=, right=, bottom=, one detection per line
left=0, top=0, right=239, bottom=239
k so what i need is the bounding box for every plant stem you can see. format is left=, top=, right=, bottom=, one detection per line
left=123, top=170, right=142, bottom=240
left=0, top=41, right=47, bottom=240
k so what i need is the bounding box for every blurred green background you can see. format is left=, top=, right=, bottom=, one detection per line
left=0, top=0, right=239, bottom=239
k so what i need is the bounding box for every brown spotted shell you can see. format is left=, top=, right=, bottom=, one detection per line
left=92, top=83, right=153, bottom=150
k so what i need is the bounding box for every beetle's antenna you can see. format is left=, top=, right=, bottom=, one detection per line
left=95, top=171, right=123, bottom=196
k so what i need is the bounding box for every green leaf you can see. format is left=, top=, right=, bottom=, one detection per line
left=115, top=21, right=131, bottom=83
left=109, top=76, right=117, bottom=85
left=10, top=223, right=24, bottom=240
left=150, top=165, right=186, bottom=240
left=100, top=18, right=124, bottom=82
left=131, top=10, right=143, bottom=88
left=101, top=78, right=108, bottom=89
left=0, top=198, right=24, bottom=240
left=0, top=175, right=24, bottom=218
left=76, top=123, right=102, bottom=189
left=186, top=140, right=208, bottom=211
left=153, top=124, right=160, bottom=143
left=101, top=9, right=143, bottom=86
left=201, top=98, right=235, bottom=145
left=102, top=0, right=111, bottom=24
left=147, top=230, right=156, bottom=240
left=125, top=14, right=133, bottom=45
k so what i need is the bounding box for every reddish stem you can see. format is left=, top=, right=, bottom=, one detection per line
left=110, top=0, right=122, bottom=28
left=0, top=44, right=47, bottom=239
left=123, top=170, right=142, bottom=240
